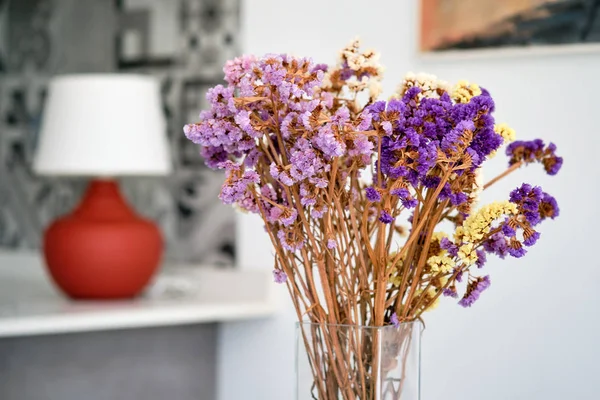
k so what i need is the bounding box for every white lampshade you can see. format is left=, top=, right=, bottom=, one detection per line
left=34, top=74, right=172, bottom=176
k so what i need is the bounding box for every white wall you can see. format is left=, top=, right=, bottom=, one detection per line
left=219, top=1, right=600, bottom=399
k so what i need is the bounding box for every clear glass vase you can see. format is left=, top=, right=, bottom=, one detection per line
left=296, top=321, right=422, bottom=400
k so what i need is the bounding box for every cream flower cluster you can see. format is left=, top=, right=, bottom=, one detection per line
left=422, top=287, right=441, bottom=311
left=494, top=123, right=516, bottom=143
left=489, top=123, right=516, bottom=158
left=452, top=80, right=482, bottom=103
left=460, top=201, right=518, bottom=242
left=398, top=72, right=451, bottom=99
left=428, top=231, right=455, bottom=273
left=427, top=254, right=456, bottom=273
left=322, top=38, right=384, bottom=100
left=455, top=201, right=518, bottom=265
left=339, top=40, right=383, bottom=75
left=469, top=168, right=484, bottom=208
left=431, top=231, right=448, bottom=242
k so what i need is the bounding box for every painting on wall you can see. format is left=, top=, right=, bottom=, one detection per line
left=0, top=0, right=240, bottom=266
left=420, top=0, right=600, bottom=53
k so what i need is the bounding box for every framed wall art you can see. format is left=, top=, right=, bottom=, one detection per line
left=420, top=0, right=600, bottom=54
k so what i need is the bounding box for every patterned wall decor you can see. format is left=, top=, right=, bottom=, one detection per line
left=0, top=0, right=240, bottom=265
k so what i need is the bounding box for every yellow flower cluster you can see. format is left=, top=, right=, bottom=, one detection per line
left=456, top=201, right=518, bottom=265
left=423, top=276, right=451, bottom=311
left=462, top=201, right=518, bottom=242
left=437, top=276, right=449, bottom=288
left=427, top=298, right=440, bottom=311
left=452, top=80, right=482, bottom=103
left=423, top=287, right=441, bottom=311
left=427, top=254, right=455, bottom=273
left=494, top=123, right=516, bottom=143
left=454, top=226, right=465, bottom=242
left=488, top=123, right=516, bottom=158
left=458, top=243, right=478, bottom=266
left=411, top=287, right=441, bottom=312
left=388, top=255, right=403, bottom=286
left=431, top=231, right=448, bottom=242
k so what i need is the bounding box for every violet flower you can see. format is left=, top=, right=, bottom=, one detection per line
left=366, top=187, right=381, bottom=202
left=440, top=237, right=459, bottom=257
left=273, top=269, right=288, bottom=284
left=443, top=287, right=458, bottom=298
left=379, top=210, right=394, bottom=224
left=390, top=312, right=400, bottom=328
left=506, top=139, right=563, bottom=175
left=458, top=276, right=491, bottom=308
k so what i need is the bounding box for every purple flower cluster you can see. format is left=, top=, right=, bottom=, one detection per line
left=369, top=86, right=502, bottom=198
left=184, top=53, right=328, bottom=170
left=273, top=269, right=288, bottom=284
left=510, top=183, right=559, bottom=226
left=483, top=233, right=507, bottom=258
left=440, top=183, right=469, bottom=207
left=466, top=181, right=558, bottom=272
left=288, top=138, right=331, bottom=187
left=506, top=139, right=563, bottom=175
left=184, top=52, right=380, bottom=225
left=442, top=286, right=458, bottom=298
left=260, top=185, right=287, bottom=224
left=508, top=243, right=527, bottom=258
left=184, top=84, right=257, bottom=169
left=391, top=187, right=418, bottom=208
left=223, top=55, right=256, bottom=87
left=441, top=120, right=475, bottom=154
left=482, top=232, right=529, bottom=260
left=483, top=232, right=511, bottom=258
left=523, top=231, right=541, bottom=247
left=454, top=269, right=464, bottom=282
left=440, top=237, right=459, bottom=257
left=539, top=192, right=560, bottom=220
left=219, top=162, right=260, bottom=212
left=510, top=183, right=544, bottom=225
left=458, top=276, right=491, bottom=307
left=379, top=210, right=394, bottom=224
left=475, top=249, right=487, bottom=268
left=280, top=208, right=298, bottom=227
left=277, top=229, right=305, bottom=252
left=348, top=132, right=375, bottom=165
left=390, top=312, right=400, bottom=328
left=365, top=186, right=381, bottom=202
left=310, top=204, right=328, bottom=219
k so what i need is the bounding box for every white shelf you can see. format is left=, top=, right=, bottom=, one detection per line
left=0, top=252, right=278, bottom=338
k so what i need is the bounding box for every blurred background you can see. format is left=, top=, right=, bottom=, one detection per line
left=0, top=0, right=237, bottom=265
left=1, top=0, right=599, bottom=399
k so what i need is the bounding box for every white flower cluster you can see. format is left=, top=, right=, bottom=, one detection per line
left=469, top=168, right=484, bottom=209
left=398, top=72, right=451, bottom=99
left=339, top=39, right=384, bottom=75
left=322, top=38, right=385, bottom=101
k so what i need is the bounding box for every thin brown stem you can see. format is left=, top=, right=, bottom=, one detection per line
left=484, top=161, right=523, bottom=190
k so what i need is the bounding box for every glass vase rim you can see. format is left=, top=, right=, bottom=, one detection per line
left=296, top=320, right=424, bottom=330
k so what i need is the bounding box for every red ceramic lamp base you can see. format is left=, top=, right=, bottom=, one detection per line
left=43, top=179, right=163, bottom=299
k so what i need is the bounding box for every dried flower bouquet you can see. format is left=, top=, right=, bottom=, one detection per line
left=184, top=40, right=562, bottom=399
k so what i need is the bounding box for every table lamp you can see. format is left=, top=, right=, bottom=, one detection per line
left=33, top=74, right=172, bottom=299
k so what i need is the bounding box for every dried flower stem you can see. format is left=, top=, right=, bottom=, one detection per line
left=484, top=161, right=523, bottom=190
